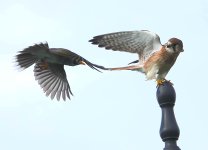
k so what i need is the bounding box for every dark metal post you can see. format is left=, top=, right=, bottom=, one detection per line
left=156, top=81, right=181, bottom=150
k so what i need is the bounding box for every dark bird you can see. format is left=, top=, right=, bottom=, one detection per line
left=89, top=30, right=184, bottom=85
left=15, top=42, right=106, bottom=100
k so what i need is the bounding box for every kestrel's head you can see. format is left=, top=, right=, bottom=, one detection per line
left=165, top=38, right=184, bottom=53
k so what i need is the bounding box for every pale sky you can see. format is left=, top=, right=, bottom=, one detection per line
left=0, top=0, right=208, bottom=150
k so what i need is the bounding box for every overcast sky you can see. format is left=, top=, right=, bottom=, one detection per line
left=0, top=0, right=208, bottom=150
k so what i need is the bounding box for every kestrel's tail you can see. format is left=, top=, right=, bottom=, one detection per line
left=107, top=64, right=144, bottom=72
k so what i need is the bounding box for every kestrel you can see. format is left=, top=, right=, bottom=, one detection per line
left=15, top=42, right=106, bottom=100
left=89, top=30, right=184, bottom=85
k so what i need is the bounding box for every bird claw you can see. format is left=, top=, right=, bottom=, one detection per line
left=156, top=79, right=173, bottom=87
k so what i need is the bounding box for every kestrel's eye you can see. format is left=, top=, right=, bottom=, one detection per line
left=172, top=44, right=176, bottom=50
left=167, top=44, right=176, bottom=49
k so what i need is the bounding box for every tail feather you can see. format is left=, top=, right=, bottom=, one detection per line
left=109, top=66, right=134, bottom=71
left=83, top=59, right=109, bottom=72
left=15, top=51, right=37, bottom=70
left=107, top=65, right=144, bottom=72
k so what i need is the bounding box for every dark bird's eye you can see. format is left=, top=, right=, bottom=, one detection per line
left=167, top=45, right=171, bottom=48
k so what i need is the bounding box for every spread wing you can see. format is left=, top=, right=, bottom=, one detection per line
left=89, top=30, right=162, bottom=62
left=34, top=61, right=72, bottom=101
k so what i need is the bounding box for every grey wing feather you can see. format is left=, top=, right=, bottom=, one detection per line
left=89, top=30, right=162, bottom=60
left=34, top=62, right=72, bottom=101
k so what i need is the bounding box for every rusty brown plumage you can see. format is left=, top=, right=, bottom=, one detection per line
left=90, top=31, right=184, bottom=85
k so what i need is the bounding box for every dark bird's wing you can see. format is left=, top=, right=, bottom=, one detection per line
left=89, top=30, right=162, bottom=63
left=34, top=61, right=72, bottom=101
left=49, top=48, right=108, bottom=72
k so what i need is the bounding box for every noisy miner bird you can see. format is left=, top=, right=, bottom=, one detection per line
left=15, top=42, right=106, bottom=100
left=89, top=30, right=184, bottom=85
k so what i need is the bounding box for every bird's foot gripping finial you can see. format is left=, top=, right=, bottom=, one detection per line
left=157, top=79, right=173, bottom=87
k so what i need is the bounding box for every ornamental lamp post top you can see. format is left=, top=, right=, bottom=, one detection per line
left=156, top=81, right=176, bottom=107
left=156, top=81, right=181, bottom=150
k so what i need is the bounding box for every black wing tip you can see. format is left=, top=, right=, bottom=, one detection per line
left=89, top=35, right=104, bottom=44
left=128, top=60, right=139, bottom=65
left=88, top=38, right=95, bottom=43
left=89, top=39, right=99, bottom=45
left=89, top=38, right=107, bottom=49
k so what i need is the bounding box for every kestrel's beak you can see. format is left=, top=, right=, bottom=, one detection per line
left=180, top=49, right=184, bottom=52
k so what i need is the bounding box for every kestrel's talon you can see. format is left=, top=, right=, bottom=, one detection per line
left=156, top=79, right=174, bottom=87
left=156, top=79, right=166, bottom=87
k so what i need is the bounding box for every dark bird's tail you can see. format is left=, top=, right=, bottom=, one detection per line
left=83, top=59, right=109, bottom=72
left=106, top=64, right=144, bottom=72
left=15, top=51, right=37, bottom=70
left=15, top=43, right=48, bottom=70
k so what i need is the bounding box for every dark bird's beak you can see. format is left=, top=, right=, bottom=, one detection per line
left=79, top=61, right=86, bottom=65
left=180, top=49, right=184, bottom=52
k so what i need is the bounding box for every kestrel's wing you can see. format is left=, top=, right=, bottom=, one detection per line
left=34, top=61, right=72, bottom=101
left=89, top=30, right=162, bottom=63
left=49, top=48, right=108, bottom=72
